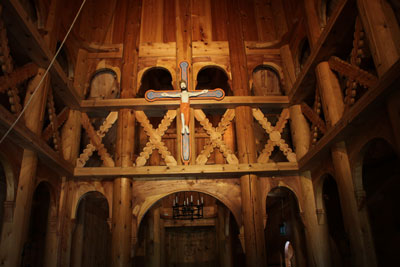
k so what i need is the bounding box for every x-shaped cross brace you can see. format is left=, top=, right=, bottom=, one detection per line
left=194, top=109, right=239, bottom=165
left=252, top=108, right=297, bottom=163
left=135, top=110, right=177, bottom=166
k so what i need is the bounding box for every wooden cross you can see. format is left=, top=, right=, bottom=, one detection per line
left=145, top=61, right=225, bottom=165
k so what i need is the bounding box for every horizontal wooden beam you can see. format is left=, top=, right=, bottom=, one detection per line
left=289, top=0, right=357, bottom=104
left=299, top=59, right=400, bottom=171
left=81, top=96, right=290, bottom=112
left=74, top=162, right=299, bottom=179
left=2, top=0, right=81, bottom=109
left=163, top=218, right=216, bottom=227
left=0, top=106, right=74, bottom=176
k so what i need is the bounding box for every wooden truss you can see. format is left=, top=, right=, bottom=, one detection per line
left=78, top=112, right=117, bottom=167
left=252, top=108, right=297, bottom=163
left=194, top=109, right=238, bottom=165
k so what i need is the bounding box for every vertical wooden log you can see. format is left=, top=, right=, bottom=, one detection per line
left=316, top=61, right=377, bottom=267
left=357, top=0, right=400, bottom=76
left=303, top=0, right=322, bottom=48
left=227, top=0, right=266, bottom=266
left=147, top=206, right=161, bottom=267
left=217, top=203, right=233, bottom=267
left=70, top=202, right=85, bottom=267
left=58, top=49, right=87, bottom=267
left=281, top=46, right=332, bottom=267
left=43, top=215, right=58, bottom=267
left=0, top=68, right=49, bottom=267
left=112, top=1, right=142, bottom=266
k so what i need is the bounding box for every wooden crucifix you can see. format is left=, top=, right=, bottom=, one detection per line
left=145, top=61, right=225, bottom=165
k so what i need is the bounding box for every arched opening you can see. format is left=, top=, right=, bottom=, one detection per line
left=319, top=0, right=339, bottom=28
left=322, top=174, right=351, bottom=266
left=56, top=42, right=74, bottom=79
left=134, top=191, right=244, bottom=267
left=70, top=191, right=111, bottom=266
left=21, top=182, right=51, bottom=267
left=361, top=138, right=400, bottom=265
left=265, top=187, right=307, bottom=267
left=195, top=67, right=232, bottom=96
left=87, top=68, right=120, bottom=99
left=251, top=66, right=283, bottom=96
left=296, top=38, right=311, bottom=76
left=138, top=67, right=174, bottom=98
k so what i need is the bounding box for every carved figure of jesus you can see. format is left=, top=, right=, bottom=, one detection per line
left=161, top=81, right=208, bottom=134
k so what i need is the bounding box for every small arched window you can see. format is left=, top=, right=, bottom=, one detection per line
left=196, top=66, right=232, bottom=95
left=251, top=66, right=283, bottom=96
left=137, top=67, right=174, bottom=97
left=87, top=69, right=119, bottom=99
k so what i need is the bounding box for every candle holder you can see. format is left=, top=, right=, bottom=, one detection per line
left=172, top=193, right=204, bottom=220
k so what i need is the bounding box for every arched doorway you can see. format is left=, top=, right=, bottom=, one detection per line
left=321, top=174, right=350, bottom=266
left=70, top=191, right=111, bottom=267
left=21, top=182, right=51, bottom=267
left=134, top=191, right=244, bottom=267
left=251, top=65, right=283, bottom=96
left=361, top=138, right=400, bottom=265
left=265, top=187, right=307, bottom=267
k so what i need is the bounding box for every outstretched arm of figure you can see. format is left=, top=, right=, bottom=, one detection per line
left=161, top=92, right=181, bottom=97
left=187, top=89, right=208, bottom=97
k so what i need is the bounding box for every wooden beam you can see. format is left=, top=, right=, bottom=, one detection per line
left=299, top=59, right=400, bottom=171
left=289, top=0, right=357, bottom=104
left=81, top=96, right=289, bottom=112
left=0, top=62, right=38, bottom=93
left=0, top=106, right=74, bottom=176
left=74, top=162, right=299, bottom=179
left=2, top=0, right=81, bottom=108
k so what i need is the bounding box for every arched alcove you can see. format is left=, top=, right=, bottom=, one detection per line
left=195, top=66, right=232, bottom=96
left=265, top=187, right=307, bottom=267
left=360, top=138, right=400, bottom=266
left=21, top=182, right=52, bottom=267
left=87, top=68, right=119, bottom=99
left=251, top=65, right=283, bottom=96
left=134, top=191, right=244, bottom=267
left=321, top=174, right=351, bottom=266
left=137, top=67, right=174, bottom=98
left=71, top=191, right=111, bottom=266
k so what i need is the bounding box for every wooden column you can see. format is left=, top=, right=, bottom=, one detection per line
left=303, top=0, right=322, bottom=48
left=0, top=68, right=49, bottom=267
left=316, top=61, right=377, bottom=267
left=357, top=0, right=400, bottom=76
left=227, top=1, right=266, bottom=266
left=281, top=45, right=332, bottom=267
left=58, top=49, right=87, bottom=267
left=217, top=203, right=233, bottom=267
left=147, top=206, right=161, bottom=267
left=111, top=1, right=141, bottom=266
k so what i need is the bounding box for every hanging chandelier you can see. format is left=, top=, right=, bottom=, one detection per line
left=173, top=192, right=204, bottom=220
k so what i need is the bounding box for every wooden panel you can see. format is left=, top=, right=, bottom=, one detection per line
left=270, top=0, right=288, bottom=40
left=192, top=0, right=212, bottom=42
left=140, top=0, right=164, bottom=43
left=192, top=41, right=229, bottom=57
left=238, top=0, right=258, bottom=41
left=210, top=0, right=228, bottom=41
left=254, top=0, right=277, bottom=42
left=139, top=42, right=176, bottom=57
left=163, top=0, right=176, bottom=42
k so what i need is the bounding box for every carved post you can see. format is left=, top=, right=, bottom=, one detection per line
left=280, top=45, right=332, bottom=267
left=58, top=48, right=87, bottom=267
left=217, top=203, right=233, bottom=267
left=111, top=1, right=141, bottom=266
left=357, top=0, right=400, bottom=76
left=0, top=68, right=49, bottom=267
left=316, top=61, right=377, bottom=267
left=226, top=1, right=266, bottom=265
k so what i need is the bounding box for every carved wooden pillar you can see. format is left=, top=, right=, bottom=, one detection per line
left=0, top=68, right=49, bottom=267
left=316, top=61, right=377, bottom=267
left=217, top=203, right=233, bottom=267
left=280, top=44, right=332, bottom=267
left=111, top=1, right=141, bottom=266
left=226, top=1, right=266, bottom=266
left=357, top=0, right=400, bottom=76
